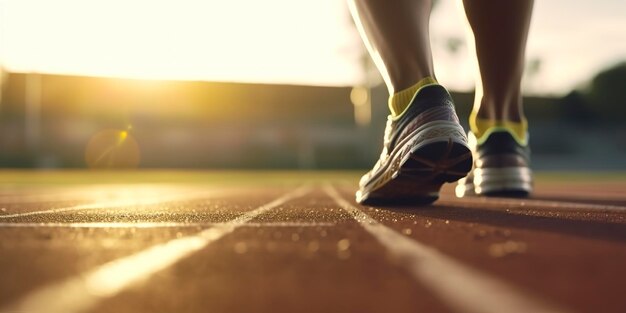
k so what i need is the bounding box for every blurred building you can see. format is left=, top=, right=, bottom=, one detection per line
left=0, top=73, right=380, bottom=169
left=1, top=72, right=625, bottom=170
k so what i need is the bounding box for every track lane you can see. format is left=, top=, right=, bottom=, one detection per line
left=90, top=188, right=453, bottom=313
left=0, top=187, right=301, bottom=312
left=326, top=185, right=571, bottom=313
left=335, top=184, right=626, bottom=313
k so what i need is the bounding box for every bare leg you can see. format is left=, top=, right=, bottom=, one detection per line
left=348, top=0, right=435, bottom=94
left=462, top=0, right=534, bottom=122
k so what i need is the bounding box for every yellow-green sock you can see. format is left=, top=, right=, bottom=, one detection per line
left=388, top=77, right=438, bottom=118
left=469, top=110, right=528, bottom=145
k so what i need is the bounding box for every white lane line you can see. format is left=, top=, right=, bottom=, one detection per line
left=324, top=185, right=572, bottom=313
left=0, top=189, right=232, bottom=219
left=439, top=197, right=626, bottom=213
left=0, top=221, right=334, bottom=228
left=0, top=187, right=310, bottom=313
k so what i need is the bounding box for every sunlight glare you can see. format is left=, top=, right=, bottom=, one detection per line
left=0, top=0, right=362, bottom=85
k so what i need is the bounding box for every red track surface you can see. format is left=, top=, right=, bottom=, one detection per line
left=0, top=171, right=624, bottom=313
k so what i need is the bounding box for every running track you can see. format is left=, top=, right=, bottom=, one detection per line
left=0, top=171, right=625, bottom=313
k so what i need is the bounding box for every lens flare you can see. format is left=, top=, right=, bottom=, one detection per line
left=85, top=129, right=140, bottom=168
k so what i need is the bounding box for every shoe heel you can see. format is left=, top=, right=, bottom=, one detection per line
left=473, top=167, right=533, bottom=196
left=399, top=137, right=473, bottom=185
left=357, top=119, right=472, bottom=205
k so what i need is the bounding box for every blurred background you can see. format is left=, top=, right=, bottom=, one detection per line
left=0, top=0, right=625, bottom=170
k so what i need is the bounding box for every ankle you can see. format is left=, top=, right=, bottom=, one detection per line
left=388, top=76, right=438, bottom=117
left=473, top=95, right=525, bottom=122
left=469, top=107, right=528, bottom=145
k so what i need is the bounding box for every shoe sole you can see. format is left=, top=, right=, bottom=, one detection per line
left=473, top=167, right=533, bottom=197
left=357, top=122, right=473, bottom=205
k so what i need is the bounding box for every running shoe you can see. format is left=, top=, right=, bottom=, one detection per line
left=356, top=84, right=473, bottom=205
left=455, top=129, right=533, bottom=197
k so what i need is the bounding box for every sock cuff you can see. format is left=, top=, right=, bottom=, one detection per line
left=388, top=77, right=438, bottom=117
left=469, top=114, right=528, bottom=145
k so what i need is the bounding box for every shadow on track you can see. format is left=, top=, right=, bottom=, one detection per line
left=529, top=195, right=626, bottom=207
left=388, top=204, right=626, bottom=243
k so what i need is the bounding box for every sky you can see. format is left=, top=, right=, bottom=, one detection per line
left=0, top=0, right=625, bottom=95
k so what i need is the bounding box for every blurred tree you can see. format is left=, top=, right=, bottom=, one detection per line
left=558, top=90, right=595, bottom=125
left=445, top=37, right=464, bottom=55
left=585, top=62, right=626, bottom=122
left=523, top=57, right=542, bottom=93
left=526, top=58, right=542, bottom=77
